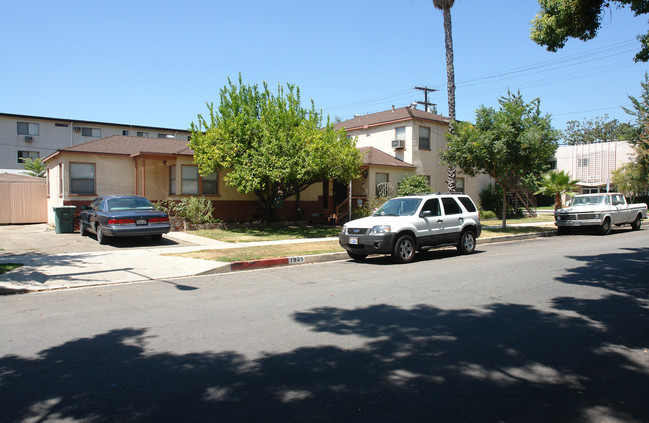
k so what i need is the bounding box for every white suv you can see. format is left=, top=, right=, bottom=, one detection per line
left=339, top=193, right=482, bottom=263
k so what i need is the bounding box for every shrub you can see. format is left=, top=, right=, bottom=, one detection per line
left=480, top=210, right=498, bottom=219
left=397, top=175, right=432, bottom=196
left=479, top=183, right=503, bottom=216
left=352, top=196, right=391, bottom=219
left=154, top=197, right=218, bottom=224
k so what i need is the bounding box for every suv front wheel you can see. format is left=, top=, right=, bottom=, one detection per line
left=392, top=234, right=415, bottom=263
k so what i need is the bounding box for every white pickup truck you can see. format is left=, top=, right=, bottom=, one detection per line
left=554, top=193, right=647, bottom=235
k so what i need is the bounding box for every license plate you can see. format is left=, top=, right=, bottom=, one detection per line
left=574, top=221, right=581, bottom=226
left=349, top=237, right=358, bottom=245
left=136, top=219, right=147, bottom=225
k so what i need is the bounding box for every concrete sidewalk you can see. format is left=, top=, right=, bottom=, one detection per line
left=0, top=223, right=556, bottom=295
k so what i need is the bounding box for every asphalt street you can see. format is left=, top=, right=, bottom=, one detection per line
left=1, top=229, right=648, bottom=422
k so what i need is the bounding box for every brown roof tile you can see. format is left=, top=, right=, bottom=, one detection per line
left=359, top=147, right=416, bottom=169
left=335, top=106, right=448, bottom=131
left=55, top=135, right=194, bottom=157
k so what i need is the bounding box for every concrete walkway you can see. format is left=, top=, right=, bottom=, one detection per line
left=0, top=222, right=556, bottom=295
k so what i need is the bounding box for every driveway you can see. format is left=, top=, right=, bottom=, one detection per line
left=0, top=224, right=196, bottom=256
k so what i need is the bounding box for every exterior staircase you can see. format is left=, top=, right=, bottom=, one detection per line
left=508, top=184, right=537, bottom=217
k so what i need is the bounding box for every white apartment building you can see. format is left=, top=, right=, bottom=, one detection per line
left=554, top=140, right=636, bottom=193
left=0, top=113, right=190, bottom=171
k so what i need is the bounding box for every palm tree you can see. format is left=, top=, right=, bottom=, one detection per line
left=432, top=0, right=457, bottom=192
left=20, top=157, right=46, bottom=178
left=534, top=170, right=580, bottom=210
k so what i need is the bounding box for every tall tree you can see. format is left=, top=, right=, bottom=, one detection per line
left=432, top=0, right=458, bottom=192
left=620, top=72, right=649, bottom=190
left=534, top=170, right=580, bottom=210
left=440, top=91, right=560, bottom=228
left=190, top=75, right=363, bottom=221
left=563, top=115, right=636, bottom=145
left=530, top=0, right=649, bottom=62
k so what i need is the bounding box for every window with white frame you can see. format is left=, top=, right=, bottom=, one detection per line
left=17, top=151, right=39, bottom=163
left=81, top=127, right=101, bottom=137
left=17, top=122, right=39, bottom=136
left=395, top=127, right=405, bottom=141
left=69, top=163, right=96, bottom=195
left=419, top=126, right=430, bottom=149
left=181, top=165, right=199, bottom=194
left=578, top=158, right=589, bottom=167
left=137, top=131, right=149, bottom=137
left=169, top=165, right=177, bottom=195
left=376, top=172, right=390, bottom=196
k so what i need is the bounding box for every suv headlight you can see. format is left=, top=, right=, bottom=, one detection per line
left=370, top=225, right=391, bottom=234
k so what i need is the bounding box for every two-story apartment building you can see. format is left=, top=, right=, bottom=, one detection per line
left=335, top=105, right=491, bottom=203
left=0, top=112, right=190, bottom=171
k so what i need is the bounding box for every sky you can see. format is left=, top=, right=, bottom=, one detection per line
left=2, top=0, right=648, bottom=139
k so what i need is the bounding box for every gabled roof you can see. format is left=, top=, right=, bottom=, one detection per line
left=44, top=135, right=193, bottom=161
left=335, top=106, right=448, bottom=132
left=359, top=147, right=416, bottom=169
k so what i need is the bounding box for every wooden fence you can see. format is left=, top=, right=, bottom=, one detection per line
left=0, top=175, right=47, bottom=224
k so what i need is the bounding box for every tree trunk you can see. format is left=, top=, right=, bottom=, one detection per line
left=554, top=192, right=562, bottom=210
left=442, top=6, right=457, bottom=193
left=502, top=189, right=508, bottom=229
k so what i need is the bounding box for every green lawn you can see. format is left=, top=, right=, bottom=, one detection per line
left=190, top=226, right=341, bottom=243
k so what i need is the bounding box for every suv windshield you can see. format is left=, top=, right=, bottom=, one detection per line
left=373, top=198, right=422, bottom=216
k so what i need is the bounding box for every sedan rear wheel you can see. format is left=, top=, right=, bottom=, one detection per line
left=97, top=225, right=108, bottom=245
left=79, top=221, right=87, bottom=237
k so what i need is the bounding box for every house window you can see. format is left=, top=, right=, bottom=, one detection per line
left=395, top=127, right=405, bottom=141
left=137, top=131, right=149, bottom=137
left=123, top=130, right=129, bottom=136
left=181, top=165, right=199, bottom=194
left=578, top=158, right=589, bottom=167
left=169, top=165, right=176, bottom=195
left=201, top=172, right=218, bottom=195
left=81, top=127, right=101, bottom=137
left=376, top=172, right=389, bottom=197
left=455, top=178, right=465, bottom=194
left=69, top=163, right=96, bottom=195
left=55, top=123, right=68, bottom=127
left=17, top=122, right=39, bottom=136
left=158, top=133, right=175, bottom=139
left=419, top=127, right=430, bottom=149
left=17, top=151, right=39, bottom=163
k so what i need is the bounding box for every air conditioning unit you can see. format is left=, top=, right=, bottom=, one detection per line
left=73, top=126, right=81, bottom=131
left=24, top=136, right=33, bottom=142
left=391, top=139, right=405, bottom=149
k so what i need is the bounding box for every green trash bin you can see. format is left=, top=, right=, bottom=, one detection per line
left=52, top=206, right=77, bottom=234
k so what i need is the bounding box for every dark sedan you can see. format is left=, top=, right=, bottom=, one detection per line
left=79, top=195, right=170, bottom=244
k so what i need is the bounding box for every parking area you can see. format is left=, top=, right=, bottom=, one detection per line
left=0, top=224, right=195, bottom=256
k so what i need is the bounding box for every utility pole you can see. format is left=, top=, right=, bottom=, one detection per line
left=414, top=86, right=438, bottom=113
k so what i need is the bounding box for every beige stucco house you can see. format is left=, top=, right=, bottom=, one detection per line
left=43, top=136, right=332, bottom=226
left=335, top=106, right=492, bottom=206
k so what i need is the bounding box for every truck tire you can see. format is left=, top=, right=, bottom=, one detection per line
left=457, top=230, right=476, bottom=255
left=392, top=234, right=415, bottom=264
left=631, top=214, right=642, bottom=231
left=599, top=217, right=611, bottom=235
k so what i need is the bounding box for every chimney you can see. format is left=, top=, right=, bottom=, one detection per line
left=392, top=105, right=395, bottom=111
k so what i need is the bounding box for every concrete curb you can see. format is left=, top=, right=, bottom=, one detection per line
left=202, top=231, right=556, bottom=274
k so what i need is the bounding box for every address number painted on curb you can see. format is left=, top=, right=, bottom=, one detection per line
left=288, top=256, right=305, bottom=264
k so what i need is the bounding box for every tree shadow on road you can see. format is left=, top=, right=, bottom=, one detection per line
left=1, top=249, right=648, bottom=422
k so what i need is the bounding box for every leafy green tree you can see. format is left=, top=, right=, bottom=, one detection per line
left=432, top=0, right=458, bottom=192
left=534, top=170, right=580, bottom=210
left=530, top=0, right=649, bottom=62
left=190, top=75, right=363, bottom=221
left=20, top=157, right=46, bottom=178
left=397, top=175, right=433, bottom=196
left=623, top=72, right=649, bottom=174
left=440, top=91, right=560, bottom=228
left=563, top=115, right=636, bottom=144
left=612, top=162, right=648, bottom=201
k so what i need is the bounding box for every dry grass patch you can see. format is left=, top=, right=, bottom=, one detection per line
left=172, top=240, right=344, bottom=262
